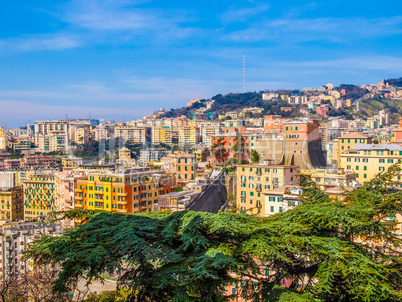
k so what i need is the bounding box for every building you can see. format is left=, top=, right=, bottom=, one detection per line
left=72, top=127, right=89, bottom=144
left=281, top=119, right=326, bottom=169
left=0, top=172, right=23, bottom=221
left=75, top=169, right=176, bottom=214
left=340, top=144, right=402, bottom=185
left=23, top=175, right=56, bottom=221
left=114, top=125, right=146, bottom=144
left=13, top=138, right=31, bottom=151
left=264, top=186, right=302, bottom=216
left=0, top=222, right=61, bottom=278
left=178, top=126, right=199, bottom=145
left=164, top=153, right=197, bottom=184
left=61, top=156, right=83, bottom=168
left=20, top=154, right=57, bottom=169
left=152, top=125, right=173, bottom=144
left=54, top=170, right=87, bottom=229
left=153, top=190, right=200, bottom=212
left=37, top=130, right=68, bottom=152
left=139, top=148, right=170, bottom=166
left=34, top=120, right=69, bottom=146
left=337, top=132, right=373, bottom=165
left=201, top=126, right=221, bottom=146
left=210, top=133, right=253, bottom=166
left=301, top=167, right=357, bottom=191
left=316, top=104, right=330, bottom=116
left=236, top=164, right=299, bottom=216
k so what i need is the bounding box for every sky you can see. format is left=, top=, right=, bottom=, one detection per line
left=1, top=0, right=402, bottom=127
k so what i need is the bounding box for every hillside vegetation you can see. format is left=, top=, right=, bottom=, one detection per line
left=360, top=97, right=402, bottom=124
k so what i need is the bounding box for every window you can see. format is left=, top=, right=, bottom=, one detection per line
left=356, top=166, right=359, bottom=170
left=279, top=207, right=283, bottom=212
left=364, top=174, right=367, bottom=178
left=270, top=206, right=274, bottom=212
left=364, top=166, right=367, bottom=170
left=379, top=167, right=385, bottom=171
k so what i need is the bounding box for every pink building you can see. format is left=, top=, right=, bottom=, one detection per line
left=316, top=104, right=330, bottom=116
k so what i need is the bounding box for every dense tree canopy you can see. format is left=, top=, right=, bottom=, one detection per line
left=28, top=166, right=402, bottom=301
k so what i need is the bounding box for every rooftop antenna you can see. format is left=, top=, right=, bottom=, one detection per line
left=243, top=51, right=246, bottom=93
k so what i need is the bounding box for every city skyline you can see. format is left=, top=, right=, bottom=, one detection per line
left=1, top=0, right=402, bottom=127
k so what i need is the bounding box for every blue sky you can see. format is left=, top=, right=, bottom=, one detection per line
left=1, top=0, right=402, bottom=127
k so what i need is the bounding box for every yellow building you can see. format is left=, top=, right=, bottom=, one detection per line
left=366, top=118, right=379, bottom=129
left=75, top=169, right=176, bottom=214
left=119, top=147, right=131, bottom=160
left=62, top=156, right=83, bottom=168
left=73, top=127, right=89, bottom=144
left=301, top=167, right=356, bottom=191
left=236, top=164, right=299, bottom=216
left=23, top=175, right=56, bottom=221
left=337, top=132, right=372, bottom=165
left=0, top=184, right=23, bottom=221
left=178, top=126, right=199, bottom=144
left=340, top=144, right=402, bottom=185
left=15, top=168, right=56, bottom=186
left=152, top=125, right=172, bottom=144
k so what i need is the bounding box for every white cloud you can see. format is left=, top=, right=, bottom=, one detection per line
left=225, top=16, right=402, bottom=43
left=221, top=3, right=270, bottom=23
left=0, top=34, right=81, bottom=51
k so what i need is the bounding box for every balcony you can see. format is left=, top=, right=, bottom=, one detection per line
left=256, top=188, right=262, bottom=192
left=240, top=194, right=246, bottom=198
left=75, top=203, right=84, bottom=208
left=75, top=196, right=83, bottom=200
left=75, top=188, right=83, bottom=193
left=116, top=200, right=127, bottom=205
left=117, top=192, right=128, bottom=197
left=115, top=208, right=128, bottom=213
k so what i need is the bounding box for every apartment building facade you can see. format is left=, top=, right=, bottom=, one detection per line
left=75, top=169, right=176, bottom=214
left=236, top=164, right=299, bottom=216
left=340, top=144, right=402, bottom=185
left=23, top=175, right=56, bottom=221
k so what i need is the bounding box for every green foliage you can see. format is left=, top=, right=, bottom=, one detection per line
left=28, top=166, right=402, bottom=302
left=175, top=186, right=183, bottom=192
left=251, top=150, right=260, bottom=163
left=360, top=98, right=402, bottom=124
left=84, top=288, right=132, bottom=302
left=73, top=140, right=100, bottom=159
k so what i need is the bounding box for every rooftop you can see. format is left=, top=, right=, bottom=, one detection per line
left=349, top=144, right=402, bottom=151
left=339, top=132, right=370, bottom=139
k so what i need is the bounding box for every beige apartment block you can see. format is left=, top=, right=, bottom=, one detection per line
left=236, top=164, right=299, bottom=216
left=340, top=144, right=402, bottom=185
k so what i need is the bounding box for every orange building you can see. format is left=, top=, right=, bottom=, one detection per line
left=163, top=152, right=197, bottom=185
left=283, top=119, right=320, bottom=142
left=263, top=115, right=286, bottom=133
left=394, top=118, right=402, bottom=143
left=75, top=169, right=176, bottom=214
left=210, top=133, right=253, bottom=166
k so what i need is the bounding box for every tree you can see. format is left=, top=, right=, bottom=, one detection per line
left=251, top=150, right=260, bottom=163
left=28, top=165, right=402, bottom=301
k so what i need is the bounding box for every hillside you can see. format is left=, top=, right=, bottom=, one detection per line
left=359, top=97, right=402, bottom=124
left=162, top=91, right=300, bottom=119
left=385, top=77, right=402, bottom=87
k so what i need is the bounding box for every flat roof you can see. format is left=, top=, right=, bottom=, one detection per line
left=349, top=144, right=402, bottom=151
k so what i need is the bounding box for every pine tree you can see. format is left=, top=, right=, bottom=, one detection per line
left=27, top=165, right=402, bottom=301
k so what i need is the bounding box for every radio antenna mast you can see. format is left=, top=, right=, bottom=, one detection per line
left=243, top=52, right=246, bottom=93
